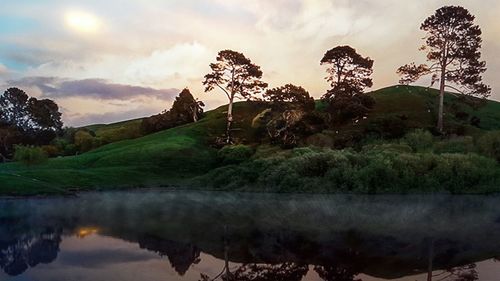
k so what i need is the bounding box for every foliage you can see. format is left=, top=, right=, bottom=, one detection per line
left=199, top=147, right=500, bottom=193
left=141, top=89, right=204, bottom=134
left=74, top=130, right=99, bottom=153
left=477, top=131, right=500, bottom=162
left=327, top=94, right=375, bottom=124
left=320, top=46, right=375, bottom=124
left=217, top=145, right=254, bottom=165
left=402, top=129, right=434, bottom=152
left=397, top=6, right=490, bottom=132
left=13, top=145, right=48, bottom=166
left=0, top=87, right=63, bottom=159
left=364, top=115, right=408, bottom=139
left=321, top=46, right=374, bottom=98
left=263, top=84, right=315, bottom=111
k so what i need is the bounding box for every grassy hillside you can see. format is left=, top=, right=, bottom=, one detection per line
left=1, top=85, right=500, bottom=195
left=0, top=101, right=267, bottom=195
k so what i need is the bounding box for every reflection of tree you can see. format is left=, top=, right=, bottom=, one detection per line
left=425, top=238, right=478, bottom=281
left=200, top=263, right=308, bottom=281
left=137, top=235, right=200, bottom=276
left=314, top=265, right=361, bottom=281
left=429, top=264, right=478, bottom=281
left=0, top=228, right=62, bottom=276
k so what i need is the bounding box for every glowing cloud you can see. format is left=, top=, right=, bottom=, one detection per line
left=65, top=10, right=101, bottom=33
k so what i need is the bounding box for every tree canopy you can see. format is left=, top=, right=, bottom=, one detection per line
left=263, top=84, right=315, bottom=111
left=321, top=46, right=374, bottom=100
left=397, top=5, right=490, bottom=132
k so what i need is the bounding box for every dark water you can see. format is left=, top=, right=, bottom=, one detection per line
left=1, top=191, right=500, bottom=281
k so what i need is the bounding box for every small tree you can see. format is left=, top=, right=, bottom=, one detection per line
left=203, top=50, right=267, bottom=143
left=170, top=88, right=204, bottom=122
left=397, top=6, right=490, bottom=133
left=263, top=84, right=315, bottom=112
left=320, top=46, right=375, bottom=123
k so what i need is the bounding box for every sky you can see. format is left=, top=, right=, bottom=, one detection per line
left=1, top=0, right=499, bottom=127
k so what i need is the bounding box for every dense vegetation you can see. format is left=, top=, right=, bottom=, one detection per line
left=1, top=85, right=500, bottom=195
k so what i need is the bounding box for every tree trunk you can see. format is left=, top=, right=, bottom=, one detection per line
left=226, top=96, right=234, bottom=143
left=427, top=238, right=434, bottom=281
left=437, top=66, right=446, bottom=133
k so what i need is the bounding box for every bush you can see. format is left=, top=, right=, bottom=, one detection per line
left=477, top=131, right=500, bottom=162
left=13, top=145, right=48, bottom=166
left=364, top=115, right=408, bottom=139
left=199, top=146, right=500, bottom=193
left=217, top=145, right=255, bottom=165
left=402, top=129, right=434, bottom=152
left=434, top=137, right=475, bottom=154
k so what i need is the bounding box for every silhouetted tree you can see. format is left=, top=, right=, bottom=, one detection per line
left=0, top=87, right=30, bottom=130
left=320, top=46, right=375, bottom=123
left=28, top=98, right=63, bottom=132
left=0, top=88, right=63, bottom=158
left=263, top=84, right=315, bottom=112
left=170, top=88, right=205, bottom=123
left=141, top=88, right=204, bottom=134
left=203, top=50, right=267, bottom=143
left=397, top=6, right=490, bottom=132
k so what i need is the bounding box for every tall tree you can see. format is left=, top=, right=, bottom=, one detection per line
left=321, top=46, right=373, bottom=100
left=320, top=46, right=375, bottom=123
left=203, top=50, right=267, bottom=143
left=397, top=6, right=490, bottom=132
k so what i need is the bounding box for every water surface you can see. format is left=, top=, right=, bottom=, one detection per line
left=1, top=191, right=500, bottom=280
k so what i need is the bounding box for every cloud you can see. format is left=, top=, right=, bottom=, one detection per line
left=0, top=63, right=7, bottom=76
left=65, top=107, right=161, bottom=127
left=8, top=77, right=179, bottom=100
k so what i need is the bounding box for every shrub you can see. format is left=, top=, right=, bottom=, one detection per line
left=402, top=129, right=434, bottom=152
left=364, top=115, right=408, bottom=139
left=13, top=145, right=48, bottom=166
left=477, top=131, right=500, bottom=162
left=217, top=145, right=255, bottom=165
left=434, top=136, right=475, bottom=154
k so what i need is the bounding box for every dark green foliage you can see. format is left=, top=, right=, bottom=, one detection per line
left=0, top=88, right=63, bottom=159
left=263, top=84, right=315, bottom=111
left=13, top=145, right=48, bottom=166
left=199, top=147, right=500, bottom=193
left=403, top=129, right=434, bottom=152
left=364, top=115, right=408, bottom=139
left=141, top=89, right=204, bottom=134
left=327, top=94, right=376, bottom=124
left=433, top=137, right=475, bottom=154
left=217, top=145, right=254, bottom=165
left=477, top=131, right=500, bottom=162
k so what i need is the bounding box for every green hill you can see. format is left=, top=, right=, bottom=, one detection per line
left=1, top=85, right=500, bottom=195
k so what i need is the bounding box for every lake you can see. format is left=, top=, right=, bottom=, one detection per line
left=1, top=191, right=500, bottom=281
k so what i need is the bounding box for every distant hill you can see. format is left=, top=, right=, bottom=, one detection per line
left=1, top=85, right=500, bottom=195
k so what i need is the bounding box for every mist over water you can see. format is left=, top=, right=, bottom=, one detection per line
left=1, top=191, right=500, bottom=280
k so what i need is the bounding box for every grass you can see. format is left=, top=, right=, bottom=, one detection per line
left=1, top=85, right=500, bottom=195
left=0, top=101, right=267, bottom=195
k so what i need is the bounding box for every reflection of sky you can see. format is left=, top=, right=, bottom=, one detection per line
left=0, top=233, right=498, bottom=281
left=1, top=1, right=500, bottom=126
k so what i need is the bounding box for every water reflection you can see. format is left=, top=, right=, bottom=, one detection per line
left=0, top=192, right=499, bottom=280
